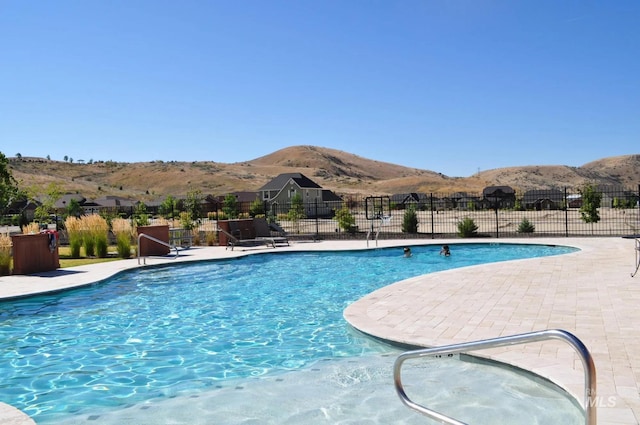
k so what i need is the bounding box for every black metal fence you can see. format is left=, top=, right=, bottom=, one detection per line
left=4, top=185, right=638, bottom=241
left=225, top=185, right=640, bottom=239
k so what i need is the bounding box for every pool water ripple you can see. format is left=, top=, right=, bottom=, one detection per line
left=0, top=244, right=579, bottom=423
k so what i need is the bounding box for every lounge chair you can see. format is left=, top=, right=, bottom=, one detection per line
left=219, top=218, right=288, bottom=251
left=269, top=221, right=320, bottom=242
left=254, top=218, right=289, bottom=247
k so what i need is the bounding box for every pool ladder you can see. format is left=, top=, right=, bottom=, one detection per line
left=366, top=215, right=392, bottom=247
left=394, top=329, right=596, bottom=425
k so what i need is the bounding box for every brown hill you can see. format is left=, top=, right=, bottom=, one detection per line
left=7, top=146, right=640, bottom=200
left=476, top=154, right=640, bottom=191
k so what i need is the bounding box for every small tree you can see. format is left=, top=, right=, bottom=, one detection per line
left=249, top=199, right=265, bottom=217
left=517, top=217, right=535, bottom=233
left=287, top=193, right=305, bottom=233
left=457, top=217, right=479, bottom=237
left=222, top=194, right=239, bottom=219
left=335, top=204, right=356, bottom=233
left=514, top=197, right=524, bottom=211
left=401, top=205, right=418, bottom=233
left=0, top=151, right=22, bottom=218
left=33, top=183, right=61, bottom=224
left=179, top=211, right=194, bottom=230
left=66, top=198, right=83, bottom=218
left=159, top=195, right=178, bottom=219
left=184, top=189, right=203, bottom=224
left=579, top=184, right=602, bottom=227
left=133, top=202, right=150, bottom=227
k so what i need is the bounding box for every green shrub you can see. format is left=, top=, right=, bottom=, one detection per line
left=402, top=206, right=418, bottom=233
left=335, top=205, right=356, bottom=233
left=249, top=199, right=265, bottom=217
left=179, top=211, right=194, bottom=230
left=517, top=218, right=535, bottom=233
left=457, top=217, right=478, bottom=238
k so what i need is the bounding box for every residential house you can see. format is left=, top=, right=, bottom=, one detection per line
left=595, top=185, right=638, bottom=208
left=5, top=198, right=39, bottom=222
left=54, top=194, right=86, bottom=212
left=257, top=173, right=341, bottom=218
left=449, top=192, right=482, bottom=211
left=482, top=186, right=516, bottom=209
left=522, top=189, right=565, bottom=210
left=93, top=196, right=138, bottom=216
left=431, top=195, right=455, bottom=211
left=389, top=193, right=429, bottom=210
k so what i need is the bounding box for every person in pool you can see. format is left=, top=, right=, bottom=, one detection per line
left=440, top=245, right=451, bottom=256
left=403, top=247, right=412, bottom=257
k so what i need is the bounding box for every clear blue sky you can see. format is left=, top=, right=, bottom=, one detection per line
left=1, top=1, right=638, bottom=177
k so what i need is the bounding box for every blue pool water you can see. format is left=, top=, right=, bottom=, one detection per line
left=0, top=243, right=579, bottom=423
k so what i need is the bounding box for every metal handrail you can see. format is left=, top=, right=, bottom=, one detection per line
left=137, top=233, right=179, bottom=265
left=365, top=228, right=379, bottom=247
left=366, top=215, right=391, bottom=247
left=394, top=329, right=596, bottom=425
left=621, top=234, right=640, bottom=277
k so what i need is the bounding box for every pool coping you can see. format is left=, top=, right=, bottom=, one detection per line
left=0, top=237, right=638, bottom=424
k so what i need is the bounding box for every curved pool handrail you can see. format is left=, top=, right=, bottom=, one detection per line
left=137, top=233, right=179, bottom=265
left=393, top=329, right=596, bottom=425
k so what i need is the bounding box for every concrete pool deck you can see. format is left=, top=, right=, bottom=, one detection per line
left=0, top=237, right=638, bottom=424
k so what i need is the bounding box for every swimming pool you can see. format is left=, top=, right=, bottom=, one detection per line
left=0, top=243, right=581, bottom=423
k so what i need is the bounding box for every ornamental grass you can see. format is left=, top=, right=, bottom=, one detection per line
left=154, top=217, right=170, bottom=227
left=21, top=222, right=40, bottom=235
left=112, top=218, right=134, bottom=259
left=81, top=214, right=109, bottom=258
left=64, top=216, right=83, bottom=258
left=0, top=233, right=11, bottom=275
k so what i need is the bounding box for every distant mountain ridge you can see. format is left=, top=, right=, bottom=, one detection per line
left=7, top=146, right=640, bottom=200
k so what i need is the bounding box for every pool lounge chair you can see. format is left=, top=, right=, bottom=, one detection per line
left=254, top=218, right=289, bottom=247
left=269, top=221, right=320, bottom=242
left=219, top=218, right=288, bottom=251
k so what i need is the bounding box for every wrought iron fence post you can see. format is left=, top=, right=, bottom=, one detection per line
left=430, top=193, right=434, bottom=239
left=314, top=198, right=319, bottom=236
left=564, top=187, right=569, bottom=237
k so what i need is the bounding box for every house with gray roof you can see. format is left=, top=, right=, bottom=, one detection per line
left=6, top=198, right=39, bottom=223
left=522, top=189, right=565, bottom=210
left=449, top=192, right=482, bottom=211
left=258, top=173, right=341, bottom=218
left=482, top=186, right=516, bottom=209
left=390, top=193, right=429, bottom=210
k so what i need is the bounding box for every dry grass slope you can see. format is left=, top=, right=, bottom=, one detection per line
left=7, top=147, right=640, bottom=199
